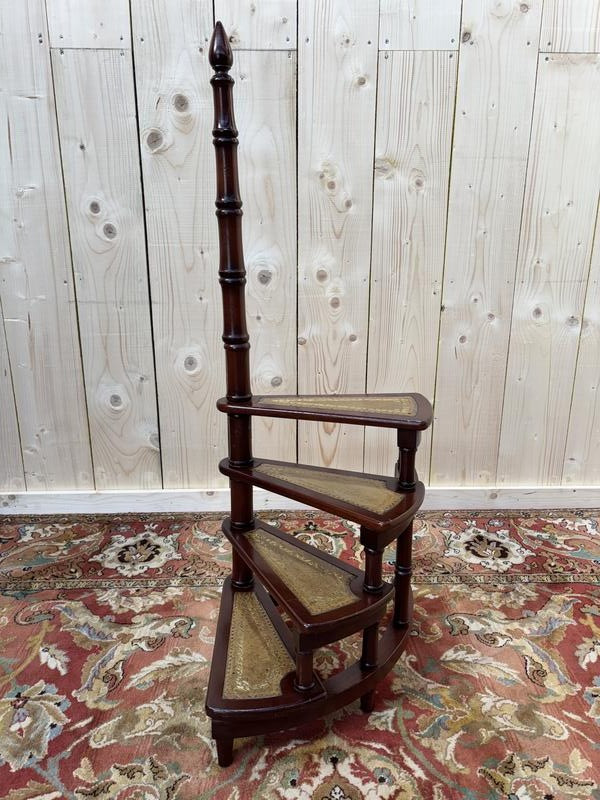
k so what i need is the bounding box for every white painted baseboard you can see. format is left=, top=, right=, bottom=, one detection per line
left=1, top=486, right=598, bottom=514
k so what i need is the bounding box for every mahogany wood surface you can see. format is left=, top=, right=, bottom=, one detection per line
left=222, top=517, right=393, bottom=648
left=208, top=580, right=413, bottom=745
left=217, top=392, right=433, bottom=430
left=206, top=20, right=430, bottom=767
left=220, top=457, right=425, bottom=533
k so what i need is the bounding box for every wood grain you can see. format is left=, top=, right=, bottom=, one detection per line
left=541, top=0, right=600, bottom=53
left=564, top=202, right=600, bottom=485
left=52, top=48, right=161, bottom=489
left=379, top=0, right=462, bottom=50
left=3, top=485, right=600, bottom=515
left=365, top=51, right=457, bottom=479
left=214, top=0, right=297, bottom=49
left=498, top=55, right=600, bottom=486
left=0, top=305, right=24, bottom=491
left=131, top=0, right=222, bottom=489
left=297, top=0, right=378, bottom=471
left=431, top=0, right=542, bottom=486
left=0, top=0, right=93, bottom=489
left=233, top=51, right=297, bottom=462
left=46, top=0, right=132, bottom=49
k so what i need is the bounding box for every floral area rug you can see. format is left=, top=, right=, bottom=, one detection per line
left=0, top=510, right=599, bottom=799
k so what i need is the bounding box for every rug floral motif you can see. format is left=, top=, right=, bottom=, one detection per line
left=0, top=510, right=598, bottom=799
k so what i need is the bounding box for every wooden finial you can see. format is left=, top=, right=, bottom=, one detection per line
left=209, top=21, right=233, bottom=70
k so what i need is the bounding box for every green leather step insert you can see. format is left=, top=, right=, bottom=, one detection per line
left=255, top=462, right=402, bottom=515
left=244, top=528, right=357, bottom=615
left=223, top=589, right=294, bottom=700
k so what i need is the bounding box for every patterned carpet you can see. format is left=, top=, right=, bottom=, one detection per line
left=0, top=510, right=598, bottom=799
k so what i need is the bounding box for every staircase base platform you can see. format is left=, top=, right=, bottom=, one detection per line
left=206, top=577, right=412, bottom=766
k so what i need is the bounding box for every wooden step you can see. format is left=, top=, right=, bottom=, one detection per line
left=223, top=518, right=392, bottom=648
left=220, top=458, right=424, bottom=534
left=207, top=584, right=414, bottom=762
left=218, top=392, right=432, bottom=430
left=205, top=578, right=326, bottom=723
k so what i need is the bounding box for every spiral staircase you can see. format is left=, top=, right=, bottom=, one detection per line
left=205, top=21, right=432, bottom=767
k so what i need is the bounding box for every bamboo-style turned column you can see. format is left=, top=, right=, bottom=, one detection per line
left=209, top=23, right=254, bottom=588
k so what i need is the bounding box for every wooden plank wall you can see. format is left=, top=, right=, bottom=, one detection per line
left=1, top=0, right=600, bottom=495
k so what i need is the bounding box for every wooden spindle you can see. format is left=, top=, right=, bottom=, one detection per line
left=396, top=430, right=420, bottom=489
left=209, top=23, right=254, bottom=576
left=295, top=650, right=315, bottom=692
left=393, top=521, right=413, bottom=627
left=363, top=544, right=384, bottom=594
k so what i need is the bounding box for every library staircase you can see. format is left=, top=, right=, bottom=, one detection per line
left=205, top=22, right=432, bottom=767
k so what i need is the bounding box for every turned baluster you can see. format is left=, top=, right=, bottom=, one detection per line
left=209, top=21, right=253, bottom=588
left=393, top=429, right=420, bottom=626
left=295, top=650, right=315, bottom=692
left=360, top=529, right=385, bottom=712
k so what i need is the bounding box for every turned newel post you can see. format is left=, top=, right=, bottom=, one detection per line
left=209, top=24, right=254, bottom=582
left=393, top=429, right=420, bottom=627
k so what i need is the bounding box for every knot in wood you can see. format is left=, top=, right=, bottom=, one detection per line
left=374, top=158, right=394, bottom=179
left=462, top=31, right=471, bottom=43
left=316, top=268, right=329, bottom=283
left=109, top=393, right=123, bottom=409
left=184, top=355, right=198, bottom=372
left=103, top=223, right=117, bottom=240
left=271, top=376, right=283, bottom=387
left=89, top=200, right=101, bottom=215
left=146, top=129, right=164, bottom=152
left=257, top=269, right=272, bottom=285
left=172, top=93, right=189, bottom=112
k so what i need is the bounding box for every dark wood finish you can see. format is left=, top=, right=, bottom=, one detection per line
left=295, top=651, right=315, bottom=692
left=205, top=578, right=325, bottom=723
left=394, top=522, right=413, bottom=627
left=206, top=21, right=431, bottom=766
left=217, top=393, right=433, bottom=430
left=220, top=457, right=425, bottom=533
left=216, top=738, right=233, bottom=768
left=222, top=518, right=393, bottom=649
left=397, top=430, right=421, bottom=490
left=209, top=22, right=254, bottom=549
left=208, top=591, right=413, bottom=740
left=363, top=545, right=384, bottom=593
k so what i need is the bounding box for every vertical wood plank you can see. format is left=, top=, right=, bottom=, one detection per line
left=297, top=0, right=378, bottom=471
left=499, top=55, right=600, bottom=485
left=233, top=51, right=297, bottom=461
left=52, top=48, right=162, bottom=489
left=0, top=307, right=25, bottom=491
left=0, top=0, right=93, bottom=489
left=365, top=51, right=457, bottom=479
left=46, top=0, right=131, bottom=48
left=379, top=0, right=462, bottom=50
left=131, top=0, right=223, bottom=489
left=431, top=0, right=542, bottom=486
left=565, top=204, right=600, bottom=485
left=214, top=0, right=297, bottom=49
left=541, top=0, right=600, bottom=53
